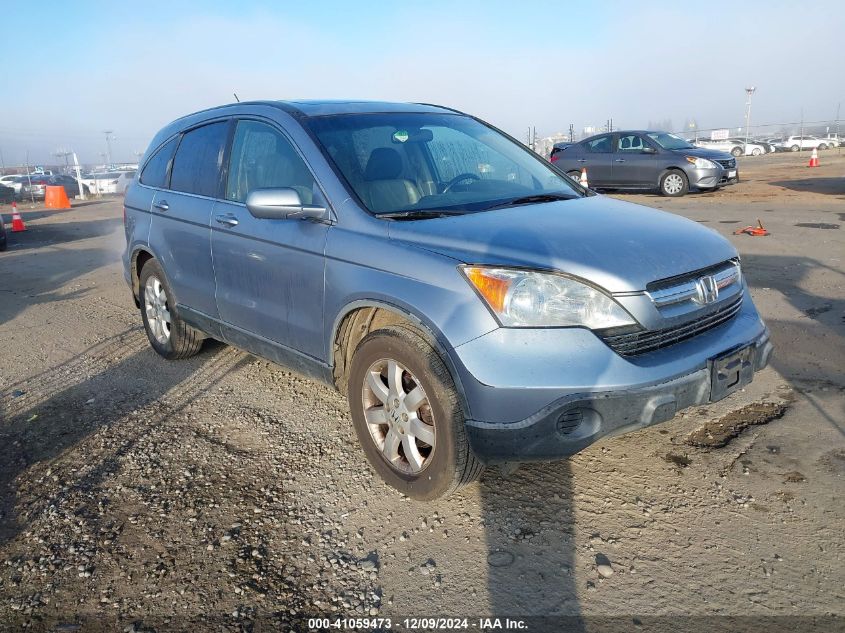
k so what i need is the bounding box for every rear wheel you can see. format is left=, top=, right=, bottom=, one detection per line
left=567, top=170, right=583, bottom=184
left=731, top=146, right=743, bottom=157
left=790, top=144, right=800, bottom=152
left=139, top=259, right=204, bottom=360
left=659, top=170, right=688, bottom=197
left=348, top=325, right=483, bottom=500
left=819, top=144, right=828, bottom=150
left=751, top=147, right=762, bottom=156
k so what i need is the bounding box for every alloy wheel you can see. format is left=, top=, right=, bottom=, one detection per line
left=144, top=276, right=172, bottom=345
left=361, top=358, right=436, bottom=474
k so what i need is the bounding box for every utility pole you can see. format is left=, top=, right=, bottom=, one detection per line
left=744, top=87, right=756, bottom=148
left=24, top=151, right=35, bottom=204
left=569, top=123, right=574, bottom=143
left=836, top=102, right=841, bottom=156
left=800, top=108, right=804, bottom=145
left=103, top=130, right=114, bottom=167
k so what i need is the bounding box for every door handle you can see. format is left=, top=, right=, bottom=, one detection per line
left=615, top=159, right=626, bottom=163
left=154, top=200, right=169, bottom=211
left=577, top=158, right=587, bottom=163
left=215, top=214, right=239, bottom=227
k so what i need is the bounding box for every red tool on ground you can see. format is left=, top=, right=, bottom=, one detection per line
left=733, top=219, right=769, bottom=236
left=10, top=202, right=26, bottom=232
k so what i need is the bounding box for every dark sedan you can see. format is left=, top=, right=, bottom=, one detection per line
left=48, top=175, right=91, bottom=198
left=551, top=130, right=738, bottom=197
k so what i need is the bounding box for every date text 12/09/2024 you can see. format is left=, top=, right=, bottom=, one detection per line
left=308, top=617, right=529, bottom=630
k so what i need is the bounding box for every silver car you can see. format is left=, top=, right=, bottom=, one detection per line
left=123, top=101, right=771, bottom=499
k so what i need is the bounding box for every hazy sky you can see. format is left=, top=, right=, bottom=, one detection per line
left=2, top=0, right=843, bottom=165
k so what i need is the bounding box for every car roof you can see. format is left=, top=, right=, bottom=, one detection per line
left=175, top=99, right=460, bottom=122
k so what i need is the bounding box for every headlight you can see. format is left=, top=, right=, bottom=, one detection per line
left=462, top=266, right=636, bottom=329
left=686, top=156, right=718, bottom=169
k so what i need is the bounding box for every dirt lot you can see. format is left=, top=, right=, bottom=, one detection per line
left=0, top=152, right=843, bottom=631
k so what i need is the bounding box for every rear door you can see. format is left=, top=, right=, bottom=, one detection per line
left=575, top=134, right=614, bottom=184
left=612, top=133, right=661, bottom=187
left=148, top=120, right=228, bottom=319
left=210, top=118, right=329, bottom=359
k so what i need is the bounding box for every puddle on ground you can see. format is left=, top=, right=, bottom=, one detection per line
left=687, top=402, right=789, bottom=448
left=804, top=303, right=832, bottom=318
left=794, top=222, right=840, bottom=229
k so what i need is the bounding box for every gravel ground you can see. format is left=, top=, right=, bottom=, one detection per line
left=0, top=153, right=843, bottom=631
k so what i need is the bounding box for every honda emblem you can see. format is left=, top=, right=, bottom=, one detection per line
left=694, top=275, right=719, bottom=305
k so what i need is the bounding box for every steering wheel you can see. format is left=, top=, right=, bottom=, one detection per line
left=442, top=173, right=481, bottom=193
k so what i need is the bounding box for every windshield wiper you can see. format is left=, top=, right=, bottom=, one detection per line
left=483, top=192, right=576, bottom=211
left=378, top=209, right=467, bottom=220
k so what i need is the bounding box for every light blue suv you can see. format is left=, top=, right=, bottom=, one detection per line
left=123, top=101, right=772, bottom=499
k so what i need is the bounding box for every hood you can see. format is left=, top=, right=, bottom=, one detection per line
left=673, top=146, right=734, bottom=161
left=387, top=196, right=737, bottom=292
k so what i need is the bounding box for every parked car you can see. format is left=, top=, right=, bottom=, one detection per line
left=776, top=136, right=830, bottom=151
left=124, top=101, right=772, bottom=499
left=47, top=175, right=91, bottom=198
left=0, top=175, right=27, bottom=198
left=552, top=130, right=737, bottom=196
left=81, top=171, right=136, bottom=195
left=0, top=183, right=15, bottom=204
left=694, top=138, right=746, bottom=157
left=0, top=211, right=6, bottom=251
left=725, top=138, right=768, bottom=156
left=821, top=133, right=842, bottom=147
left=19, top=175, right=51, bottom=199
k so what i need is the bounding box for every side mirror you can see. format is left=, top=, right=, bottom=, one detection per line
left=245, top=187, right=327, bottom=221
left=642, top=146, right=657, bottom=154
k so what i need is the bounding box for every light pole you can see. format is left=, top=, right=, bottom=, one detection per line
left=103, top=130, right=115, bottom=167
left=744, top=87, right=756, bottom=149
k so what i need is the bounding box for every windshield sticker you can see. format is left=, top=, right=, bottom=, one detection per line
left=392, top=130, right=409, bottom=143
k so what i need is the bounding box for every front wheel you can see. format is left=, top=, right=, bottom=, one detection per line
left=790, top=145, right=800, bottom=152
left=348, top=325, right=483, bottom=500
left=731, top=146, right=743, bottom=157
left=139, top=259, right=205, bottom=360
left=818, top=144, right=827, bottom=151
left=660, top=170, right=688, bottom=197
left=751, top=148, right=762, bottom=156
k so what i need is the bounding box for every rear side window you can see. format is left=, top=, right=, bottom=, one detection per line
left=584, top=135, right=612, bottom=153
left=140, top=137, right=178, bottom=188
left=170, top=122, right=228, bottom=197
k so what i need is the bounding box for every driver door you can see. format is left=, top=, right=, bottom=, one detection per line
left=613, top=133, right=660, bottom=187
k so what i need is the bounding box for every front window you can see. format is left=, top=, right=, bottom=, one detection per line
left=308, top=113, right=580, bottom=215
left=647, top=132, right=695, bottom=150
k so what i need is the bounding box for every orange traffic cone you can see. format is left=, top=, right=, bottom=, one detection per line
left=808, top=148, right=819, bottom=167
left=10, top=202, right=26, bottom=232
left=580, top=168, right=589, bottom=188
left=45, top=185, right=71, bottom=209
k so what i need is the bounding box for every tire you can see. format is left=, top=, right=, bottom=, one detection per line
left=659, top=170, right=688, bottom=197
left=790, top=145, right=800, bottom=152
left=347, top=325, right=483, bottom=500
left=731, top=146, right=743, bottom=157
left=567, top=170, right=583, bottom=184
left=751, top=148, right=762, bottom=156
left=819, top=144, right=827, bottom=151
left=139, top=259, right=204, bottom=360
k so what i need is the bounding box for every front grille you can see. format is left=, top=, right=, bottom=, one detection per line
left=715, top=158, right=736, bottom=169
left=600, top=295, right=744, bottom=356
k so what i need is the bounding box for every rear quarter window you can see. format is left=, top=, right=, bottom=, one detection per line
left=140, top=137, right=178, bottom=188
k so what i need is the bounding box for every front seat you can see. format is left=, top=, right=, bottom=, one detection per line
left=363, top=147, right=421, bottom=211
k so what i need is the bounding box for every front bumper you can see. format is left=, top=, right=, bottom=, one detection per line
left=451, top=289, right=771, bottom=464
left=689, top=166, right=738, bottom=190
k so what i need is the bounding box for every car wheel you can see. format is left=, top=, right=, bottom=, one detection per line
left=790, top=145, right=800, bottom=152
left=139, top=259, right=205, bottom=360
left=819, top=144, right=827, bottom=150
left=751, top=148, right=762, bottom=156
left=731, top=146, right=743, bottom=157
left=659, top=170, right=688, bottom=197
left=348, top=325, right=483, bottom=500
left=566, top=170, right=583, bottom=183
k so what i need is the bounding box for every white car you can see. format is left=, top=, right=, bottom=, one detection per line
left=777, top=136, right=831, bottom=152
left=0, top=174, right=24, bottom=196
left=81, top=171, right=136, bottom=194
left=821, top=134, right=842, bottom=148
left=726, top=138, right=768, bottom=156
left=695, top=138, right=752, bottom=157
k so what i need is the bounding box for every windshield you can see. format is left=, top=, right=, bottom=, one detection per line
left=308, top=112, right=581, bottom=215
left=647, top=132, right=695, bottom=150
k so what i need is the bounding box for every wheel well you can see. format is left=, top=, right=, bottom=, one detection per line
left=659, top=167, right=687, bottom=185
left=332, top=307, right=415, bottom=391
left=131, top=249, right=155, bottom=304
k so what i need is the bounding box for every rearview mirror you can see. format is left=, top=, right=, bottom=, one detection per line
left=245, top=188, right=327, bottom=221
left=642, top=146, right=657, bottom=154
